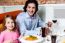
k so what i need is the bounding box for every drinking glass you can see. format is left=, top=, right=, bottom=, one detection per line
left=51, top=19, right=57, bottom=43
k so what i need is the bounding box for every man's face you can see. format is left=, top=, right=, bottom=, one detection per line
left=26, top=3, right=36, bottom=16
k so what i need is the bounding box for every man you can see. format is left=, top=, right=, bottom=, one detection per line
left=16, top=0, right=45, bottom=36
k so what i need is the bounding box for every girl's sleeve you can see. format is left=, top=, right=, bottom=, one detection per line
left=0, top=32, right=4, bottom=43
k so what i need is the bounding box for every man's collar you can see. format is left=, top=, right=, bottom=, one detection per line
left=25, top=12, right=30, bottom=18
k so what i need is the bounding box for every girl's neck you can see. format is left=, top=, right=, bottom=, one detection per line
left=6, top=29, right=13, bottom=32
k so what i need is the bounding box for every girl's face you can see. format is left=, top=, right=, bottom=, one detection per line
left=5, top=17, right=15, bottom=30
left=26, top=3, right=36, bottom=16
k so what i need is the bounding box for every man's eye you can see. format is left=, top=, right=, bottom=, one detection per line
left=28, top=7, right=31, bottom=8
left=33, top=7, right=35, bottom=8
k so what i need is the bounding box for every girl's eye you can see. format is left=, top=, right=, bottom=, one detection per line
left=11, top=22, right=14, bottom=23
left=7, top=22, right=10, bottom=24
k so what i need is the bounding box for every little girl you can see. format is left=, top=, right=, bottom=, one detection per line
left=0, top=15, right=20, bottom=43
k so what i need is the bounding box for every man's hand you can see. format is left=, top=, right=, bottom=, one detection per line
left=47, top=22, right=52, bottom=27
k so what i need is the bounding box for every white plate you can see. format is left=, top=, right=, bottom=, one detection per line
left=19, top=35, right=44, bottom=43
left=57, top=36, right=65, bottom=43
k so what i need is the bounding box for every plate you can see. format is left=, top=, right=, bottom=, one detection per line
left=57, top=36, right=65, bottom=43
left=19, top=35, right=44, bottom=43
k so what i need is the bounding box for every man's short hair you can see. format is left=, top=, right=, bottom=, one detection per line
left=23, top=0, right=38, bottom=14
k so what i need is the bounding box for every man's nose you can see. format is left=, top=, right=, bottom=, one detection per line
left=30, top=8, right=33, bottom=12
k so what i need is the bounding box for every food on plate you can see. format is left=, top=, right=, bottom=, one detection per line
left=62, top=39, right=65, bottom=43
left=60, top=39, right=65, bottom=43
left=25, top=35, right=38, bottom=41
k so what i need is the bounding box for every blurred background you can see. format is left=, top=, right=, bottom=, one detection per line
left=0, top=0, right=65, bottom=5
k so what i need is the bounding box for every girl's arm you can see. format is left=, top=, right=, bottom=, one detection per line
left=0, top=32, right=5, bottom=43
left=13, top=32, right=20, bottom=43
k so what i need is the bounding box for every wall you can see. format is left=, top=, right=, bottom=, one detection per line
left=0, top=6, right=4, bottom=13
left=0, top=0, right=65, bottom=5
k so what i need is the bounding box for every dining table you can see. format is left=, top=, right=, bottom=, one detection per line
left=43, top=35, right=65, bottom=43
left=19, top=35, right=65, bottom=43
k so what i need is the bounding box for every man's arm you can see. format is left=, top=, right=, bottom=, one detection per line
left=16, top=16, right=26, bottom=36
left=38, top=16, right=45, bottom=28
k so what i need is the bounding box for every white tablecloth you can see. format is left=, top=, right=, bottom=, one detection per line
left=43, top=36, right=51, bottom=43
left=43, top=35, right=65, bottom=43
